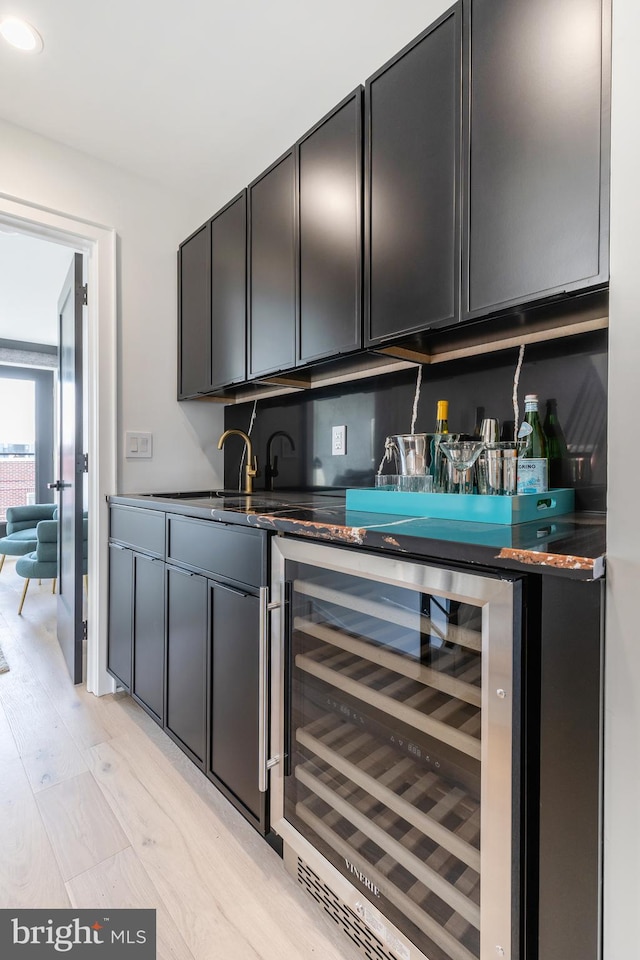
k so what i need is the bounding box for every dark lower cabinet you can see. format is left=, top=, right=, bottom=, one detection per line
left=248, top=150, right=297, bottom=379
left=131, top=554, right=165, bottom=723
left=109, top=505, right=272, bottom=835
left=178, top=222, right=211, bottom=398
left=209, top=583, right=263, bottom=828
left=298, top=89, right=363, bottom=364
left=463, top=0, right=609, bottom=317
left=536, top=576, right=604, bottom=960
left=365, top=5, right=460, bottom=345
left=107, top=543, right=133, bottom=689
left=165, top=566, right=208, bottom=765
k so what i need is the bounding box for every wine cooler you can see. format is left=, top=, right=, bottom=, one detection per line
left=269, top=537, right=522, bottom=960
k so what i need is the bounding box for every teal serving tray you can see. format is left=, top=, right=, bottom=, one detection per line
left=345, top=487, right=575, bottom=525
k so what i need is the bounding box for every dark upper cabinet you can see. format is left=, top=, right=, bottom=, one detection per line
left=463, top=0, right=610, bottom=318
left=178, top=222, right=211, bottom=398
left=177, top=0, right=610, bottom=394
left=365, top=6, right=461, bottom=346
left=210, top=191, right=247, bottom=389
left=298, top=89, right=363, bottom=364
left=248, top=150, right=297, bottom=379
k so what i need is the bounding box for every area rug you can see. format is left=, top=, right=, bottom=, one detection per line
left=0, top=643, right=9, bottom=674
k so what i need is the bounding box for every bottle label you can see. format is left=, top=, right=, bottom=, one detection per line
left=517, top=458, right=548, bottom=494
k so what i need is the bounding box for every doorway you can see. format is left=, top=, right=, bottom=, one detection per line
left=0, top=195, right=116, bottom=696
left=0, top=235, right=85, bottom=682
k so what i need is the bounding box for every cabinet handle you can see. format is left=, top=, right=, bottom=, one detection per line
left=282, top=580, right=292, bottom=778
left=214, top=581, right=250, bottom=599
left=258, top=586, right=280, bottom=792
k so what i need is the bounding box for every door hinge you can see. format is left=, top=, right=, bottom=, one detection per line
left=81, top=283, right=88, bottom=306
left=83, top=452, right=88, bottom=473
left=82, top=621, right=88, bottom=641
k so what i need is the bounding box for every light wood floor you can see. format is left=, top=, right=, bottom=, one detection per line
left=0, top=558, right=361, bottom=960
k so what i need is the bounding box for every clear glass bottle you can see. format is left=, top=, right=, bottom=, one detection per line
left=517, top=393, right=548, bottom=493
left=432, top=400, right=449, bottom=491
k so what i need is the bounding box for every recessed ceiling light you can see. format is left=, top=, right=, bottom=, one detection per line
left=0, top=16, right=44, bottom=53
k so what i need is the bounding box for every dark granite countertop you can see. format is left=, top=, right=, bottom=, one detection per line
left=109, top=489, right=605, bottom=581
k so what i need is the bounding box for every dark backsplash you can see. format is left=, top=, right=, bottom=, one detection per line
left=224, top=330, right=607, bottom=511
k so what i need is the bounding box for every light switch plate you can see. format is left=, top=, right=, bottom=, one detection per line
left=126, top=431, right=153, bottom=459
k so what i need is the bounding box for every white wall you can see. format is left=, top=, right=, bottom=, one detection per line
left=0, top=117, right=224, bottom=493
left=605, top=0, right=640, bottom=955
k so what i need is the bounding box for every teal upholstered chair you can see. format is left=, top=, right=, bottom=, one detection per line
left=15, top=515, right=88, bottom=615
left=0, top=504, right=57, bottom=573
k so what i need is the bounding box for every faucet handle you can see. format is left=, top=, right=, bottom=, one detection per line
left=247, top=457, right=259, bottom=479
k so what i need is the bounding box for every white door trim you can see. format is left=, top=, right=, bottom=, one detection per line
left=0, top=191, right=117, bottom=696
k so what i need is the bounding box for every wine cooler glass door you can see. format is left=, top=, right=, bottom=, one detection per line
left=270, top=538, right=520, bottom=960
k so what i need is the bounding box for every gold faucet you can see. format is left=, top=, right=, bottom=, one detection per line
left=217, top=429, right=258, bottom=494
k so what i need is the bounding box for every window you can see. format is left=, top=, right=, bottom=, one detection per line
left=0, top=365, right=55, bottom=522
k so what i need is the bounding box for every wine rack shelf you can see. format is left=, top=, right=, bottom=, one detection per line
left=295, top=637, right=482, bottom=761
left=295, top=714, right=481, bottom=960
left=294, top=578, right=483, bottom=653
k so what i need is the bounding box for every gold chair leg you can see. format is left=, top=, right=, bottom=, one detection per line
left=0, top=554, right=5, bottom=573
left=52, top=578, right=57, bottom=595
left=18, top=579, right=30, bottom=616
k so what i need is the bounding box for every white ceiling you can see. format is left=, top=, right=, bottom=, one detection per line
left=0, top=0, right=445, bottom=206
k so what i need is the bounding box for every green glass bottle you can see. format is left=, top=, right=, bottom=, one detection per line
left=543, top=398, right=569, bottom=488
left=517, top=394, right=548, bottom=493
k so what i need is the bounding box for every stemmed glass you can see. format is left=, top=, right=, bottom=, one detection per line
left=440, top=440, right=485, bottom=494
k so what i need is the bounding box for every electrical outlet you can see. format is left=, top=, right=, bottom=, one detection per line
left=332, top=425, right=347, bottom=456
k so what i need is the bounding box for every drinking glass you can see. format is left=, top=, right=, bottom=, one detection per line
left=375, top=474, right=400, bottom=490
left=477, top=441, right=525, bottom=495
left=398, top=474, right=434, bottom=493
left=440, top=440, right=485, bottom=494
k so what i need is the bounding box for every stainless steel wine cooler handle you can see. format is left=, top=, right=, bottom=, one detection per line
left=258, top=586, right=281, bottom=793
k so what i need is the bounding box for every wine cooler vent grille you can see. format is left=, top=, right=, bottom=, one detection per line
left=296, top=858, right=394, bottom=960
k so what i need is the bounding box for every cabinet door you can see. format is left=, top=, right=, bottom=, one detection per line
left=166, top=567, right=208, bottom=765
left=365, top=6, right=460, bottom=345
left=132, top=554, right=165, bottom=723
left=178, top=222, right=211, bottom=398
left=298, top=89, right=363, bottom=364
left=107, top=543, right=132, bottom=688
left=210, top=192, right=247, bottom=388
left=463, top=0, right=610, bottom=317
left=209, top=584, right=263, bottom=826
left=248, top=150, right=297, bottom=378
